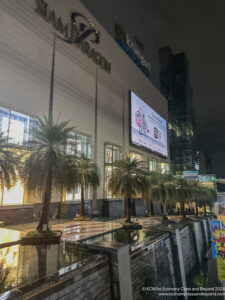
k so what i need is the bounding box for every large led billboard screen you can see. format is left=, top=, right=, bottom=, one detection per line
left=130, top=91, right=168, bottom=157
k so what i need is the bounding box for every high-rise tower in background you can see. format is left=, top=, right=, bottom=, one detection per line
left=159, top=46, right=197, bottom=174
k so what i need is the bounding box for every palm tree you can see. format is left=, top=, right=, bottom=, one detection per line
left=200, top=187, right=217, bottom=216
left=149, top=172, right=175, bottom=220
left=22, top=116, right=77, bottom=232
left=74, top=154, right=100, bottom=218
left=108, top=155, right=149, bottom=223
left=174, top=177, right=193, bottom=218
left=188, top=180, right=202, bottom=216
left=0, top=134, right=20, bottom=205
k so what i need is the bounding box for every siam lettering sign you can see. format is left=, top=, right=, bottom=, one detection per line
left=115, top=23, right=151, bottom=78
left=34, top=0, right=111, bottom=73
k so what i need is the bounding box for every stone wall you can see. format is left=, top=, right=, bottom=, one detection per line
left=60, top=202, right=92, bottom=219
left=130, top=220, right=210, bottom=300
left=0, top=202, right=61, bottom=225
left=180, top=226, right=197, bottom=275
left=17, top=254, right=111, bottom=300
left=130, top=233, right=176, bottom=300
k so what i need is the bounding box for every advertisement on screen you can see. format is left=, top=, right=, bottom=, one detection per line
left=130, top=91, right=168, bottom=157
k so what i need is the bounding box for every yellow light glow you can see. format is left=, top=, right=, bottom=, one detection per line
left=1, top=181, right=24, bottom=205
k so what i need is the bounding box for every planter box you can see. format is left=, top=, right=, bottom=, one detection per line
left=21, top=231, right=61, bottom=245
left=122, top=224, right=142, bottom=230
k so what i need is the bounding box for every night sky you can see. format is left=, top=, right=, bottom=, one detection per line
left=82, top=0, right=225, bottom=177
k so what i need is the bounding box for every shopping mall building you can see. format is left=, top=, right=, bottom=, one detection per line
left=0, top=0, right=169, bottom=223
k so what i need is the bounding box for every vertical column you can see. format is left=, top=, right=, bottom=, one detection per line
left=117, top=245, right=133, bottom=300
left=92, top=66, right=98, bottom=216
left=193, top=222, right=202, bottom=263
left=169, top=229, right=187, bottom=299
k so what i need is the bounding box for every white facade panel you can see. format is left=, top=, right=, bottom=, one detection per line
left=0, top=0, right=169, bottom=203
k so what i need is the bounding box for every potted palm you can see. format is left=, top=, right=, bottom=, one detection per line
left=21, top=116, right=78, bottom=244
left=73, top=154, right=100, bottom=221
left=149, top=172, right=175, bottom=221
left=108, top=155, right=149, bottom=229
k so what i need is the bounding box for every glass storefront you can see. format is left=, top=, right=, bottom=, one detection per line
left=104, top=144, right=122, bottom=198
left=149, top=158, right=158, bottom=172
left=65, top=132, right=92, bottom=201
left=66, top=132, right=91, bottom=158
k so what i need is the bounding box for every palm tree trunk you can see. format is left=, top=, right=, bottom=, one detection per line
left=80, top=184, right=85, bottom=217
left=0, top=187, right=4, bottom=206
left=36, top=168, right=52, bottom=231
left=162, top=201, right=168, bottom=220
left=125, top=196, right=131, bottom=223
left=147, top=198, right=152, bottom=216
left=204, top=200, right=206, bottom=216
left=181, top=203, right=186, bottom=218
left=195, top=201, right=198, bottom=216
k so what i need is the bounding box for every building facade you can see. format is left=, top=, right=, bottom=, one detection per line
left=0, top=0, right=169, bottom=222
left=159, top=46, right=196, bottom=175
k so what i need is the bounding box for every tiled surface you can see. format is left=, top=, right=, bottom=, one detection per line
left=0, top=216, right=185, bottom=246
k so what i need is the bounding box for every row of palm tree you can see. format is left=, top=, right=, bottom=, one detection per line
left=0, top=117, right=217, bottom=231
left=108, top=156, right=217, bottom=222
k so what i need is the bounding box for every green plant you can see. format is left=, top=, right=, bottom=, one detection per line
left=148, top=172, right=175, bottom=220
left=174, top=177, right=193, bottom=218
left=74, top=154, right=100, bottom=218
left=109, top=155, right=149, bottom=223
left=25, top=230, right=58, bottom=238
left=22, top=116, right=77, bottom=231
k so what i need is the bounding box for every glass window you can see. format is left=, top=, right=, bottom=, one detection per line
left=8, top=111, right=28, bottom=145
left=1, top=181, right=24, bottom=205
left=149, top=158, right=158, bottom=172
left=66, top=132, right=91, bottom=158
left=65, top=185, right=90, bottom=201
left=130, top=152, right=143, bottom=161
left=160, top=162, right=169, bottom=174
left=0, top=107, right=10, bottom=138
left=0, top=106, right=38, bottom=146
left=28, top=117, right=39, bottom=145
left=104, top=144, right=122, bottom=198
left=105, top=145, right=113, bottom=164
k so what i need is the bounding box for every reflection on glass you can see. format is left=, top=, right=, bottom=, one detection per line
left=0, top=243, right=93, bottom=294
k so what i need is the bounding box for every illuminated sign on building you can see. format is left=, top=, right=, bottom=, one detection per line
left=34, top=0, right=111, bottom=73
left=130, top=91, right=168, bottom=157
left=115, top=24, right=151, bottom=78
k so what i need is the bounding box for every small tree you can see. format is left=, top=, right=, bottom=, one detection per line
left=74, top=154, right=100, bottom=218
left=109, top=155, right=149, bottom=223
left=23, top=116, right=77, bottom=232
left=174, top=177, right=193, bottom=218
left=200, top=187, right=217, bottom=216
left=149, top=172, right=175, bottom=220
left=0, top=134, right=20, bottom=205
